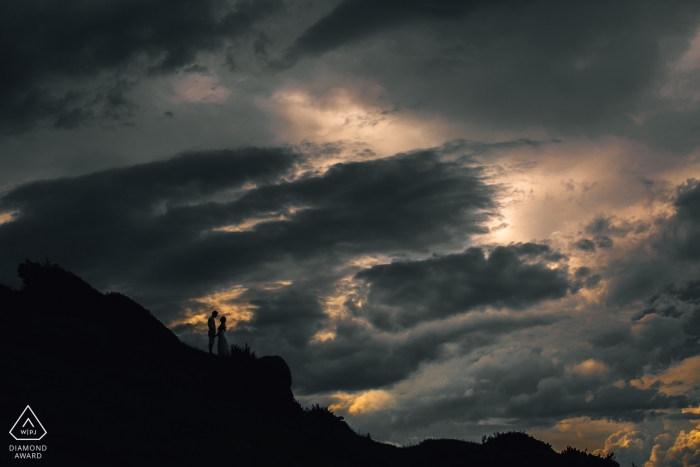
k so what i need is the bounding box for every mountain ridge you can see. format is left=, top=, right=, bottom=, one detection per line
left=1, top=260, right=619, bottom=466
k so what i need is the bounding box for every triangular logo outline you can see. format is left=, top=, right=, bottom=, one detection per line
left=9, top=406, right=47, bottom=441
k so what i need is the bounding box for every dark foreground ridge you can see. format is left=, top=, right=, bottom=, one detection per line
left=1, top=261, right=619, bottom=466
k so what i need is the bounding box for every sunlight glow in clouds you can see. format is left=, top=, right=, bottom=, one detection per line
left=567, top=359, right=610, bottom=376
left=647, top=425, right=700, bottom=467
left=532, top=417, right=636, bottom=453
left=213, top=215, right=288, bottom=232
left=328, top=390, right=397, bottom=415
left=475, top=136, right=700, bottom=268
left=631, top=355, right=700, bottom=397
left=170, top=285, right=255, bottom=330
left=256, top=84, right=470, bottom=163
left=0, top=211, right=16, bottom=225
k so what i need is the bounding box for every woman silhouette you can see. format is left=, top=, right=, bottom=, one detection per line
left=216, top=316, right=231, bottom=357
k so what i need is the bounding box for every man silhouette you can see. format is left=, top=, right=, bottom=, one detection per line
left=208, top=310, right=218, bottom=354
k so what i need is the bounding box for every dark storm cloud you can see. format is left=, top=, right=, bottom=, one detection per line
left=244, top=290, right=330, bottom=350
left=349, top=348, right=690, bottom=441
left=584, top=277, right=700, bottom=392
left=590, top=330, right=633, bottom=349
left=575, top=267, right=591, bottom=278
left=588, top=316, right=689, bottom=382
left=0, top=0, right=284, bottom=134
left=404, top=384, right=686, bottom=433
left=628, top=280, right=700, bottom=363
left=232, top=308, right=561, bottom=393
left=585, top=216, right=639, bottom=238
left=605, top=179, right=700, bottom=306
left=509, top=383, right=689, bottom=423
left=281, top=0, right=700, bottom=135
left=0, top=144, right=574, bottom=394
left=270, top=0, right=497, bottom=70
left=665, top=179, right=700, bottom=260
left=394, top=350, right=688, bottom=427
left=0, top=146, right=495, bottom=309
left=143, top=149, right=496, bottom=293
left=594, top=235, right=614, bottom=249
left=353, top=244, right=569, bottom=330
left=1, top=147, right=298, bottom=215
left=441, top=0, right=700, bottom=133
left=571, top=267, right=601, bottom=293
left=574, top=239, right=596, bottom=252
left=0, top=147, right=299, bottom=291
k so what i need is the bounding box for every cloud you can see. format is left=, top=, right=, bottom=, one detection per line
left=323, top=332, right=692, bottom=445
left=283, top=0, right=700, bottom=137
left=0, top=0, right=283, bottom=134
left=270, top=0, right=494, bottom=70
left=593, top=428, right=655, bottom=467
left=595, top=235, right=614, bottom=249
left=509, top=381, right=689, bottom=423
left=571, top=267, right=602, bottom=292
left=632, top=355, right=700, bottom=399
left=353, top=243, right=570, bottom=330
left=0, top=145, right=502, bottom=371
left=241, top=290, right=330, bottom=350
left=601, top=179, right=700, bottom=307
left=284, top=312, right=561, bottom=393
left=660, top=25, right=700, bottom=111
left=574, top=239, right=596, bottom=252
left=585, top=215, right=639, bottom=238
left=665, top=179, right=700, bottom=260
left=171, top=74, right=231, bottom=104
left=624, top=276, right=700, bottom=365
left=328, top=389, right=397, bottom=415
left=0, top=146, right=299, bottom=293
left=570, top=267, right=601, bottom=292
left=575, top=267, right=592, bottom=278
left=647, top=424, right=700, bottom=467
left=568, top=359, right=609, bottom=377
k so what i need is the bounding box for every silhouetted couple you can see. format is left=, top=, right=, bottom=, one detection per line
left=208, top=310, right=231, bottom=356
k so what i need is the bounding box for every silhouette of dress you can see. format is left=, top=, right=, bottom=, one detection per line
left=217, top=324, right=231, bottom=357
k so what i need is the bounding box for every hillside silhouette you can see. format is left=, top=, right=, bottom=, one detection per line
left=1, top=260, right=619, bottom=466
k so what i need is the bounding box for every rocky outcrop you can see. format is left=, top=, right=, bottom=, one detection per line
left=257, top=355, right=292, bottom=389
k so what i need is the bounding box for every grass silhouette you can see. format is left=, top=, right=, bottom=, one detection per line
left=231, top=342, right=258, bottom=361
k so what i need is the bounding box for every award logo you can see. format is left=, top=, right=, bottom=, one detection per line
left=9, top=406, right=47, bottom=460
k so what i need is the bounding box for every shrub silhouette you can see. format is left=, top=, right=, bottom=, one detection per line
left=560, top=446, right=618, bottom=467
left=305, top=403, right=341, bottom=421
left=482, top=431, right=555, bottom=456
left=231, top=342, right=257, bottom=362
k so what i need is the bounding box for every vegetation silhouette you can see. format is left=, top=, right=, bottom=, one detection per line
left=1, top=260, right=619, bottom=466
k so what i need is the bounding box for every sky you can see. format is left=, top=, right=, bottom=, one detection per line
left=2, top=0, right=700, bottom=464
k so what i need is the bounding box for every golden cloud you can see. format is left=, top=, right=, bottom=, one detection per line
left=0, top=211, right=16, bottom=225
left=530, top=417, right=635, bottom=453
left=646, top=423, right=700, bottom=467
left=327, top=389, right=397, bottom=415
left=567, top=359, right=610, bottom=376
left=169, top=285, right=255, bottom=330
left=631, top=355, right=700, bottom=397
